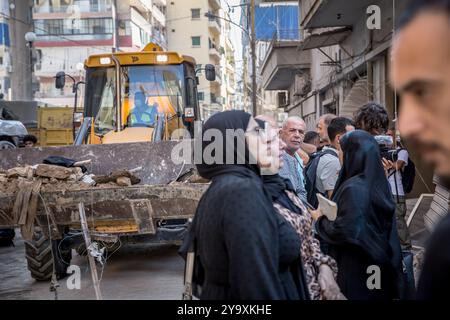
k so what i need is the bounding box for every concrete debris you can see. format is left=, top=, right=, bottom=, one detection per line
left=93, top=170, right=141, bottom=185
left=116, top=177, right=132, bottom=187
left=35, top=164, right=76, bottom=180
left=0, top=165, right=143, bottom=196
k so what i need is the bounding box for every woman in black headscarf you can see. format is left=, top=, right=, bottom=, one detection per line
left=182, top=110, right=309, bottom=300
left=312, top=130, right=405, bottom=300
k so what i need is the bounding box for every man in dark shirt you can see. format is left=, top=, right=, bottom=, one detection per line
left=391, top=0, right=450, bottom=299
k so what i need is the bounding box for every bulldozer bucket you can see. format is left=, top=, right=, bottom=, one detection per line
left=0, top=141, right=194, bottom=185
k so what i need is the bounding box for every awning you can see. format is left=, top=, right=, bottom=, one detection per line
left=299, top=27, right=352, bottom=50
left=302, top=0, right=374, bottom=29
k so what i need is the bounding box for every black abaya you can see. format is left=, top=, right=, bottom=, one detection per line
left=180, top=110, right=309, bottom=300
left=315, top=130, right=405, bottom=300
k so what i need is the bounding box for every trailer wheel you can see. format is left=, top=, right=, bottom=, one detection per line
left=0, top=140, right=16, bottom=150
left=25, top=227, right=72, bottom=281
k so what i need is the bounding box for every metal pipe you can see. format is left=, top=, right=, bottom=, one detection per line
left=111, top=55, right=122, bottom=132
left=250, top=0, right=257, bottom=116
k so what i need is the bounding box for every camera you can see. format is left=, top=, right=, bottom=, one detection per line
left=375, top=135, right=398, bottom=162
left=380, top=147, right=399, bottom=162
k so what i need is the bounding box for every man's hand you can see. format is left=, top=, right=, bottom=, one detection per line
left=382, top=158, right=394, bottom=176
left=309, top=208, right=323, bottom=221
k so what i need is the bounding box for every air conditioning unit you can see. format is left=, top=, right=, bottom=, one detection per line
left=294, top=75, right=312, bottom=98
left=278, top=92, right=289, bottom=108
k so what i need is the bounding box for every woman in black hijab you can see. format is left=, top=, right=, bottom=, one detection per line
left=182, top=110, right=309, bottom=300
left=312, top=130, right=405, bottom=300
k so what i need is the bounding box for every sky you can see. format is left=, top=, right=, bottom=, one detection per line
left=223, top=0, right=245, bottom=81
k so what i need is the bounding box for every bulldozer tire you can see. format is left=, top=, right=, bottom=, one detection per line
left=25, top=228, right=72, bottom=281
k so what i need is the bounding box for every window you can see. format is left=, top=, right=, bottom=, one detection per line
left=191, top=8, right=200, bottom=19
left=198, top=91, right=204, bottom=101
left=34, top=18, right=113, bottom=36
left=191, top=36, right=201, bottom=47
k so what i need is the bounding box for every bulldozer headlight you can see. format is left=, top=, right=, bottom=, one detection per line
left=156, top=55, right=168, bottom=63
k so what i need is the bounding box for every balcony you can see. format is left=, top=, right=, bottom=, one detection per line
left=208, top=40, right=221, bottom=61
left=301, top=0, right=377, bottom=29
left=152, top=4, right=166, bottom=26
left=260, top=29, right=311, bottom=91
left=130, top=0, right=153, bottom=14
left=152, top=28, right=167, bottom=49
left=33, top=0, right=112, bottom=14
left=213, top=69, right=222, bottom=85
left=208, top=14, right=221, bottom=35
left=208, top=0, right=221, bottom=11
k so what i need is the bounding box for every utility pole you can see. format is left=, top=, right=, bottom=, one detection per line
left=250, top=0, right=257, bottom=116
left=9, top=0, right=33, bottom=101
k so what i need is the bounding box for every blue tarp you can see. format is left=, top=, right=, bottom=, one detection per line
left=0, top=23, right=10, bottom=47
left=255, top=4, right=299, bottom=41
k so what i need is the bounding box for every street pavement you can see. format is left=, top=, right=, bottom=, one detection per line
left=0, top=231, right=185, bottom=300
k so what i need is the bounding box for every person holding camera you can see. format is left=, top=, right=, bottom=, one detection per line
left=354, top=103, right=413, bottom=252
left=382, top=127, right=413, bottom=252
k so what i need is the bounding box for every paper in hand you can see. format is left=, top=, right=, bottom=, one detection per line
left=316, top=193, right=338, bottom=221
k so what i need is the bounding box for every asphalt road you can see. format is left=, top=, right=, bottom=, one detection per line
left=0, top=231, right=185, bottom=300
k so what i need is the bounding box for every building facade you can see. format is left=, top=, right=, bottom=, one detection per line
left=166, top=0, right=224, bottom=120
left=32, top=0, right=167, bottom=106
left=241, top=0, right=299, bottom=122
left=0, top=0, right=11, bottom=99
left=259, top=0, right=434, bottom=197
left=221, top=10, right=236, bottom=111
left=260, top=0, right=407, bottom=129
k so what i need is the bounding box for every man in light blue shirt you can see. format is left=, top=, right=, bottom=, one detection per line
left=278, top=116, right=308, bottom=204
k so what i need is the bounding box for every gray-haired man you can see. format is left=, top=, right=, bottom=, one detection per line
left=278, top=116, right=308, bottom=204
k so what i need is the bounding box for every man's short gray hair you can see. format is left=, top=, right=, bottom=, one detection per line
left=282, top=116, right=305, bottom=130
left=319, top=113, right=337, bottom=126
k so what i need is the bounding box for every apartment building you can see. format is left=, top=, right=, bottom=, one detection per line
left=260, top=0, right=409, bottom=129
left=221, top=11, right=236, bottom=111
left=32, top=0, right=167, bottom=106
left=259, top=0, right=437, bottom=199
left=0, top=0, right=11, bottom=98
left=166, top=0, right=223, bottom=120
left=241, top=0, right=298, bottom=121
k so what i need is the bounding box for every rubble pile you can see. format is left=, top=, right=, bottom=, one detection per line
left=0, top=164, right=141, bottom=196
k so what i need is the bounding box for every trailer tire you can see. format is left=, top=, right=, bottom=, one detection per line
left=0, top=140, right=16, bottom=150
left=25, top=228, right=72, bottom=281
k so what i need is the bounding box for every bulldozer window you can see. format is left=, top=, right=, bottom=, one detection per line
left=121, top=64, right=185, bottom=127
left=85, top=67, right=117, bottom=136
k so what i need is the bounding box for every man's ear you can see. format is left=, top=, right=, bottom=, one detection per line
left=335, top=134, right=342, bottom=147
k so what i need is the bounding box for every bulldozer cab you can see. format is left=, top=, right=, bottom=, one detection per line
left=70, top=43, right=213, bottom=145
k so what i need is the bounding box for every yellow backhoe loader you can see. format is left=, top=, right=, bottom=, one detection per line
left=0, top=43, right=213, bottom=281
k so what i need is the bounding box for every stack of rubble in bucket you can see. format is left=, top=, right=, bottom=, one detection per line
left=0, top=164, right=141, bottom=241
left=0, top=164, right=141, bottom=195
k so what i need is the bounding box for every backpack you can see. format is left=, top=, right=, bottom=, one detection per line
left=388, top=148, right=416, bottom=195
left=400, top=149, right=416, bottom=194
left=304, top=149, right=339, bottom=209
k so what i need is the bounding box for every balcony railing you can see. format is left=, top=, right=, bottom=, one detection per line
left=272, top=29, right=301, bottom=42
left=152, top=4, right=166, bottom=26
left=207, top=14, right=221, bottom=28
left=152, top=29, right=167, bottom=49
left=34, top=1, right=112, bottom=14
